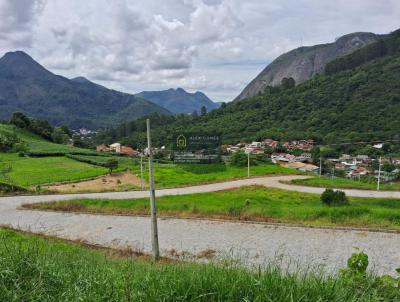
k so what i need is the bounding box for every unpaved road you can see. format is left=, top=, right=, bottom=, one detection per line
left=1, top=175, right=400, bottom=275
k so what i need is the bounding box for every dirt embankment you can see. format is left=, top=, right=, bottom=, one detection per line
left=45, top=172, right=144, bottom=193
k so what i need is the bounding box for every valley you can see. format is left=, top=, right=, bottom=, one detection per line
left=1, top=5, right=400, bottom=299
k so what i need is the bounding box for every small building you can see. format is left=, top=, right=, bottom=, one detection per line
left=96, top=144, right=110, bottom=152
left=283, top=161, right=319, bottom=174
left=120, top=146, right=139, bottom=157
left=110, top=143, right=121, bottom=153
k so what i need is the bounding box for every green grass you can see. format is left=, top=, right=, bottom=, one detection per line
left=136, top=162, right=296, bottom=188
left=0, top=228, right=397, bottom=301
left=27, top=186, right=400, bottom=230
left=76, top=155, right=138, bottom=172
left=0, top=153, right=108, bottom=187
left=0, top=123, right=90, bottom=153
left=292, top=176, right=400, bottom=191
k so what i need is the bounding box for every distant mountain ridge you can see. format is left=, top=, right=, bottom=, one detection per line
left=136, top=88, right=219, bottom=114
left=0, top=51, right=170, bottom=129
left=234, top=32, right=381, bottom=101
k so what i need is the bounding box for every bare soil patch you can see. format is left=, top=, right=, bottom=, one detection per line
left=45, top=172, right=143, bottom=193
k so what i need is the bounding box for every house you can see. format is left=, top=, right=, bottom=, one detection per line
left=271, top=153, right=296, bottom=164
left=295, top=153, right=312, bottom=162
left=96, top=144, right=110, bottom=152
left=263, top=139, right=278, bottom=148
left=283, top=161, right=319, bottom=174
left=120, top=146, right=139, bottom=157
left=110, top=143, right=121, bottom=153
left=245, top=141, right=263, bottom=154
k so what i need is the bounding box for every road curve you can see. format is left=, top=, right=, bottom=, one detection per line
left=1, top=175, right=400, bottom=276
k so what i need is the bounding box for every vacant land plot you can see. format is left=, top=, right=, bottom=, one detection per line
left=292, top=177, right=400, bottom=191
left=136, top=163, right=296, bottom=188
left=0, top=228, right=397, bottom=301
left=26, top=186, right=400, bottom=230
left=0, top=153, right=108, bottom=187
left=46, top=171, right=142, bottom=193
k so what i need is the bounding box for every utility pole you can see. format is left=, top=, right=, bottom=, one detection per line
left=377, top=156, right=382, bottom=191
left=140, top=155, right=144, bottom=190
left=319, top=157, right=322, bottom=177
left=146, top=119, right=159, bottom=259
left=247, top=152, right=250, bottom=177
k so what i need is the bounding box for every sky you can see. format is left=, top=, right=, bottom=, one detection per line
left=0, top=0, right=399, bottom=102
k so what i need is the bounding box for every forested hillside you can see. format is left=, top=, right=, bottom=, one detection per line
left=97, top=49, right=400, bottom=147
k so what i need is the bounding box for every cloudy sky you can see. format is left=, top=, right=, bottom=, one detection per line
left=0, top=0, right=399, bottom=102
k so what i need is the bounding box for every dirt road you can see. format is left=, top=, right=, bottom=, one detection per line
left=1, top=175, right=399, bottom=275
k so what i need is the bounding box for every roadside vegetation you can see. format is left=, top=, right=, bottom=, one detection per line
left=25, top=186, right=400, bottom=231
left=0, top=228, right=399, bottom=301
left=292, top=176, right=400, bottom=191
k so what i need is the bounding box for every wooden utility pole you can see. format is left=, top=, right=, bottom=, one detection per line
left=147, top=119, right=159, bottom=259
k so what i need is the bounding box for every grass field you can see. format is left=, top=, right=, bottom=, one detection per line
left=292, top=176, right=400, bottom=191
left=136, top=162, right=296, bottom=188
left=0, top=153, right=108, bottom=187
left=26, top=186, right=400, bottom=230
left=0, top=228, right=397, bottom=301
left=0, top=123, right=90, bottom=153
left=76, top=155, right=138, bottom=172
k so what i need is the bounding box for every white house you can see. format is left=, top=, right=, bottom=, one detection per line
left=110, top=143, right=121, bottom=153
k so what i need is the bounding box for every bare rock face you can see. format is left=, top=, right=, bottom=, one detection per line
left=234, top=32, right=380, bottom=101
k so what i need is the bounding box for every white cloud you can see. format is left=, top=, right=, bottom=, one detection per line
left=0, top=0, right=399, bottom=102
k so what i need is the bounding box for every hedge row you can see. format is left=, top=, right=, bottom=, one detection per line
left=25, top=151, right=105, bottom=157
left=0, top=181, right=27, bottom=193
left=65, top=154, right=116, bottom=168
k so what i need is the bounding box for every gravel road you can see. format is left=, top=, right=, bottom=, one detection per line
left=1, top=175, right=399, bottom=275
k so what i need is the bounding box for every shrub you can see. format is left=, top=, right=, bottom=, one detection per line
left=230, top=151, right=252, bottom=167
left=321, top=189, right=349, bottom=206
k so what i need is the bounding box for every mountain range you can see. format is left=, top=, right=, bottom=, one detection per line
left=0, top=51, right=218, bottom=129
left=97, top=28, right=400, bottom=147
left=136, top=88, right=219, bottom=114
left=234, top=32, right=381, bottom=101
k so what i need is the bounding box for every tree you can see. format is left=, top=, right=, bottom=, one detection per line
left=10, top=112, right=30, bottom=129
left=281, top=77, right=295, bottom=89
left=200, top=106, right=207, bottom=116
left=274, top=143, right=287, bottom=153
left=29, top=118, right=53, bottom=140
left=72, top=134, right=86, bottom=148
left=0, top=132, right=19, bottom=152
left=104, top=159, right=118, bottom=174
left=230, top=151, right=250, bottom=167
left=51, top=127, right=70, bottom=144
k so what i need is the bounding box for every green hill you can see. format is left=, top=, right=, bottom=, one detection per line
left=0, top=123, right=86, bottom=153
left=97, top=47, right=400, bottom=146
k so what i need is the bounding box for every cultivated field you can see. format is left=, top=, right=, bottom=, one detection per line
left=0, top=153, right=108, bottom=187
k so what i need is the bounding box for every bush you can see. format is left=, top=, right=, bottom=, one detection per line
left=0, top=181, right=27, bottom=193
left=321, top=189, right=349, bottom=206
left=230, top=151, right=251, bottom=167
